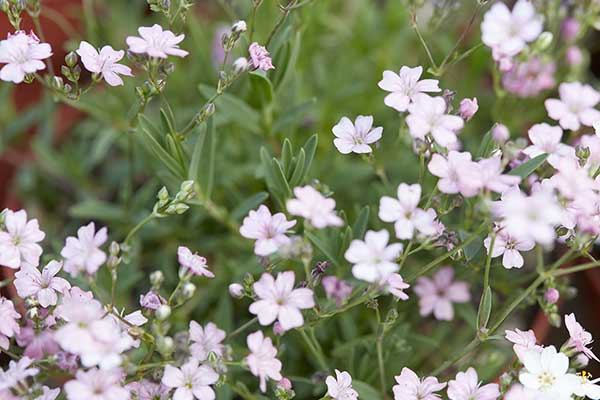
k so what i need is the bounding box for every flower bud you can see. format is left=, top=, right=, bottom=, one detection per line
left=181, top=282, right=196, bottom=299
left=561, top=18, right=580, bottom=41
left=156, top=304, right=172, bottom=320
left=228, top=283, right=244, bottom=298
left=573, top=353, right=590, bottom=369
left=180, top=180, right=194, bottom=195
left=150, top=270, right=164, bottom=287
left=459, top=97, right=478, bottom=121
left=566, top=46, right=583, bottom=66
left=231, top=20, right=247, bottom=33
left=65, top=51, right=78, bottom=68
left=535, top=32, right=553, bottom=51
left=273, top=322, right=285, bottom=336
left=157, top=186, right=170, bottom=205
left=233, top=57, right=249, bottom=74
left=157, top=336, right=174, bottom=356
left=492, top=123, right=509, bottom=144
left=27, top=306, right=38, bottom=319
left=544, top=288, right=560, bottom=304
left=278, top=378, right=292, bottom=391
left=52, top=76, right=64, bottom=90
left=548, top=312, right=561, bottom=327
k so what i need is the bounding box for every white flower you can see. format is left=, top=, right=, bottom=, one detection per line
left=326, top=369, right=359, bottom=400
left=162, top=360, right=219, bottom=400
left=0, top=31, right=52, bottom=83
left=60, top=222, right=108, bottom=276
left=244, top=330, right=282, bottom=392
left=573, top=372, right=600, bottom=400
left=0, top=357, right=39, bottom=391
left=545, top=82, right=600, bottom=131
left=287, top=186, right=343, bottom=228
left=519, top=346, right=579, bottom=399
left=345, top=230, right=403, bottom=283
left=522, top=123, right=575, bottom=168
left=76, top=41, right=133, bottom=86
left=481, top=0, right=543, bottom=58
left=239, top=205, right=296, bottom=256
left=332, top=115, right=383, bottom=154
left=189, top=321, right=226, bottom=361
left=378, top=183, right=438, bottom=239
left=378, top=66, right=441, bottom=112
left=0, top=209, right=45, bottom=269
left=64, top=368, right=129, bottom=400
left=406, top=94, right=464, bottom=147
left=126, top=24, right=188, bottom=58
left=484, top=229, right=535, bottom=269
left=14, top=260, right=71, bottom=307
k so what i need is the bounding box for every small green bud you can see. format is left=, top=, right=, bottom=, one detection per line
left=156, top=304, right=172, bottom=320
left=65, top=51, right=78, bottom=68
left=181, top=282, right=196, bottom=299
left=535, top=32, right=553, bottom=51
left=52, top=76, right=64, bottom=90
left=157, top=336, right=174, bottom=357
left=150, top=270, right=164, bottom=287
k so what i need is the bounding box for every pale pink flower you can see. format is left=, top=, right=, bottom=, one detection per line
left=428, top=151, right=482, bottom=197
left=76, top=41, right=132, bottom=86
left=392, top=367, right=446, bottom=400
left=64, top=368, right=130, bottom=400
left=565, top=313, right=598, bottom=361
left=519, top=346, right=579, bottom=398
left=0, top=31, right=52, bottom=83
left=189, top=321, right=226, bottom=361
left=287, top=186, right=343, bottom=228
left=0, top=209, right=45, bottom=269
left=178, top=246, right=214, bottom=278
left=345, top=230, right=403, bottom=283
left=245, top=330, right=282, bottom=392
left=505, top=328, right=542, bottom=362
left=522, top=123, right=575, bottom=167
left=0, top=297, right=20, bottom=350
left=477, top=155, right=521, bottom=194
left=240, top=205, right=296, bottom=256
left=332, top=115, right=383, bottom=154
left=61, top=222, right=107, bottom=276
left=406, top=94, right=464, bottom=147
left=381, top=273, right=410, bottom=300
left=447, top=368, right=500, bottom=400
left=459, top=98, right=478, bottom=121
left=249, top=271, right=314, bottom=330
left=502, top=57, right=555, bottom=97
left=127, top=24, right=188, bottom=58
left=378, top=66, right=441, bottom=112
left=414, top=266, right=470, bottom=321
left=128, top=379, right=170, bottom=400
left=139, top=291, right=164, bottom=310
left=228, top=283, right=244, bottom=298
left=14, top=260, right=71, bottom=307
left=0, top=357, right=39, bottom=391
left=35, top=386, right=60, bottom=400
left=481, top=0, right=543, bottom=59
left=503, top=384, right=537, bottom=400
left=16, top=322, right=58, bottom=360
left=325, top=369, right=358, bottom=400
left=248, top=42, right=274, bottom=71
left=378, top=183, right=438, bottom=239
left=545, top=82, right=600, bottom=131
left=162, top=360, right=219, bottom=400
left=483, top=229, right=535, bottom=269
left=321, top=276, right=353, bottom=306
left=492, top=123, right=509, bottom=143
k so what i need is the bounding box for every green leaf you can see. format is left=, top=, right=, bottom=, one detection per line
left=160, top=108, right=176, bottom=135
left=249, top=70, right=274, bottom=106
left=273, top=98, right=316, bottom=133
left=305, top=230, right=342, bottom=267
left=188, top=123, right=207, bottom=183
left=508, top=153, right=548, bottom=178
left=69, top=200, right=128, bottom=223
left=137, top=115, right=185, bottom=178
left=477, top=286, right=493, bottom=329
left=352, top=206, right=370, bottom=239
left=271, top=158, right=292, bottom=198
left=300, top=134, right=318, bottom=180
left=352, top=381, right=383, bottom=400
left=231, top=192, right=270, bottom=221
left=215, top=294, right=233, bottom=333
left=288, top=149, right=306, bottom=187
left=281, top=138, right=293, bottom=174
left=201, top=116, right=217, bottom=198
left=476, top=127, right=496, bottom=158
left=275, top=31, right=302, bottom=93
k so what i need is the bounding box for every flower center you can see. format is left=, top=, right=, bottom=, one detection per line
left=538, top=370, right=556, bottom=388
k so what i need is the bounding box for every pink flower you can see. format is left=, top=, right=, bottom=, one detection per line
left=332, top=115, right=383, bottom=154
left=248, top=42, right=274, bottom=71
left=544, top=288, right=560, bottom=304
left=0, top=357, right=39, bottom=391
left=392, top=367, right=446, bottom=400
left=64, top=368, right=130, bottom=400
left=414, top=267, right=470, bottom=321
left=325, top=369, right=358, bottom=400
left=378, top=183, right=438, bottom=239
left=178, top=246, right=214, bottom=278
left=14, top=260, right=71, bottom=307
left=321, top=276, right=353, bottom=306
left=483, top=229, right=534, bottom=269
left=447, top=368, right=500, bottom=400
left=162, top=360, right=219, bottom=400
left=35, top=386, right=60, bottom=400
left=378, top=66, right=441, bottom=112
left=502, top=57, right=555, bottom=97
left=0, top=298, right=20, bottom=350
left=504, top=328, right=542, bottom=362
left=522, top=123, right=575, bottom=167
left=244, top=330, right=283, bottom=392
left=139, top=291, right=164, bottom=310
left=76, top=41, right=133, bottom=86
left=565, top=313, right=598, bottom=361
left=16, top=322, right=59, bottom=360
left=127, top=24, right=188, bottom=58
left=60, top=222, right=108, bottom=276
left=406, top=94, right=464, bottom=147
left=345, top=230, right=403, bottom=283
left=545, top=82, right=600, bottom=131
left=381, top=273, right=410, bottom=300
left=0, top=31, right=52, bottom=83
left=459, top=98, right=478, bottom=121
left=189, top=321, right=226, bottom=361
left=481, top=0, right=542, bottom=59
left=287, top=186, right=343, bottom=229
left=561, top=18, right=580, bottom=41
left=0, top=209, right=45, bottom=269
left=477, top=155, right=521, bottom=194
left=249, top=271, right=314, bottom=330
left=128, top=379, right=170, bottom=400
left=428, top=151, right=482, bottom=197
left=239, top=205, right=296, bottom=256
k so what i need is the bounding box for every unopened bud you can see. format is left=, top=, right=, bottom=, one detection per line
left=65, top=51, right=78, bottom=68
left=228, top=283, right=244, bottom=298
left=233, top=57, right=249, bottom=74
left=109, top=241, right=120, bottom=257
left=27, top=307, right=38, bottom=319
left=52, top=76, right=64, bottom=90
left=548, top=312, right=561, bottom=327
left=157, top=186, right=169, bottom=203
left=150, top=270, right=164, bottom=287
left=278, top=378, right=292, bottom=391
left=157, top=336, right=174, bottom=356
left=273, top=322, right=285, bottom=336
left=156, top=304, right=172, bottom=320
left=181, top=282, right=196, bottom=299
left=544, top=288, right=560, bottom=304
left=492, top=123, right=509, bottom=144
left=231, top=20, right=247, bottom=33
left=535, top=32, right=553, bottom=51
left=459, top=97, right=478, bottom=121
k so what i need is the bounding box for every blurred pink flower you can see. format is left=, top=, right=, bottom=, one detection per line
left=378, top=66, right=440, bottom=112
left=287, top=186, right=343, bottom=228
left=414, top=267, right=470, bottom=321
left=545, top=82, right=600, bottom=131
left=162, top=360, right=219, bottom=400
left=477, top=155, right=521, bottom=194
left=326, top=369, right=358, bottom=400
left=14, top=260, right=71, bottom=307
left=65, top=368, right=129, bottom=400
left=392, top=367, right=446, bottom=400
left=345, top=230, right=403, bottom=283
left=0, top=298, right=20, bottom=350
left=0, top=209, right=45, bottom=269
left=459, top=98, right=478, bottom=121
left=492, top=124, right=509, bottom=143
left=502, top=58, right=555, bottom=98
left=61, top=222, right=107, bottom=277
left=245, top=330, right=282, bottom=392
left=561, top=18, right=580, bottom=41
left=565, top=313, right=598, bottom=361
left=566, top=46, right=583, bottom=66
left=332, top=115, right=383, bottom=154
left=240, top=205, right=296, bottom=256
left=127, top=24, right=188, bottom=58
left=189, top=321, right=226, bottom=361
left=178, top=246, right=214, bottom=278
left=381, top=273, right=410, bottom=300
left=0, top=30, right=52, bottom=83
left=16, top=322, right=58, bottom=360
left=428, top=151, right=482, bottom=197
left=447, top=368, right=500, bottom=400
left=248, top=42, right=274, bottom=71
left=406, top=94, right=464, bottom=147
left=321, top=276, right=353, bottom=306
left=505, top=328, right=542, bottom=362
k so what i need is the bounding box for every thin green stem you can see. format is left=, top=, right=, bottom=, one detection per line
left=299, top=328, right=328, bottom=371
left=123, top=213, right=155, bottom=244
left=32, top=15, right=54, bottom=75
left=410, top=12, right=437, bottom=69
left=227, top=317, right=258, bottom=339
left=375, top=307, right=388, bottom=399
left=483, top=233, right=495, bottom=290
left=265, top=0, right=299, bottom=48
left=551, top=260, right=600, bottom=277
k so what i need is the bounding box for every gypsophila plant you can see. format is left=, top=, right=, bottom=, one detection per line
left=2, top=0, right=600, bottom=399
